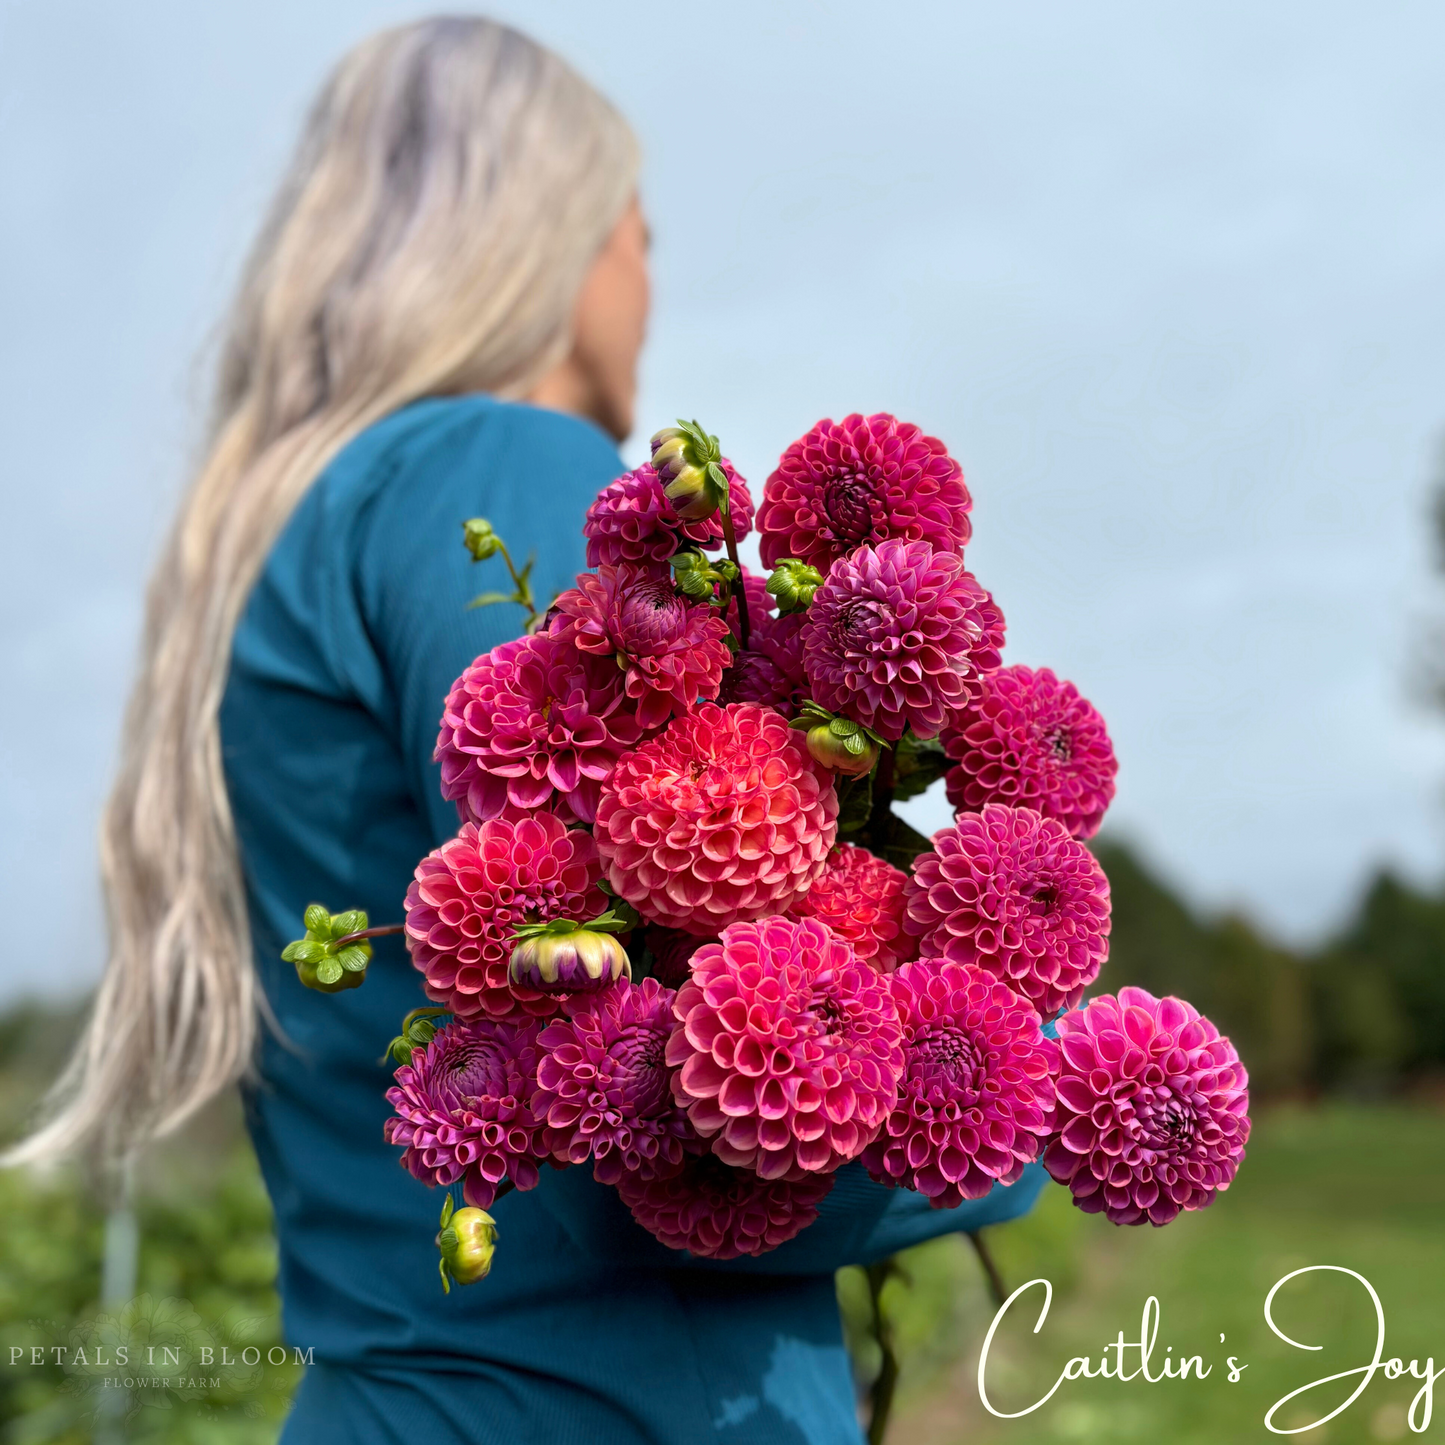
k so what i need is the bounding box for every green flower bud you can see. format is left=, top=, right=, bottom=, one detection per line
left=437, top=1195, right=497, bottom=1292
left=671, top=549, right=720, bottom=601
left=462, top=517, right=502, bottom=561
left=805, top=720, right=880, bottom=777
left=765, top=558, right=825, bottom=614
left=281, top=903, right=373, bottom=993
left=650, top=419, right=729, bottom=523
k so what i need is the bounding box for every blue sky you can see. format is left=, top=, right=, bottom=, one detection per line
left=2, top=1, right=1444, bottom=1000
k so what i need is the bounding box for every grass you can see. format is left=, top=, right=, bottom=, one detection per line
left=866, top=1103, right=1445, bottom=1445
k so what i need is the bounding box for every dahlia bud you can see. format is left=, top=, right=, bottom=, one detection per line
left=765, top=558, right=824, bottom=614
left=790, top=702, right=881, bottom=777
left=385, top=1007, right=446, bottom=1067
left=437, top=1194, right=498, bottom=1293
left=670, top=549, right=719, bottom=601
left=281, top=904, right=373, bottom=993
left=461, top=517, right=502, bottom=562
left=650, top=420, right=729, bottom=523
left=509, top=913, right=632, bottom=994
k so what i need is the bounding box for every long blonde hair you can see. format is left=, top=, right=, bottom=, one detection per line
left=7, top=16, right=638, bottom=1169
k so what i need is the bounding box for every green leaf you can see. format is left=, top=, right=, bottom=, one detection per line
left=842, top=732, right=867, bottom=755
left=283, top=939, right=327, bottom=964
left=315, top=957, right=344, bottom=987
left=892, top=735, right=952, bottom=803
left=335, top=945, right=371, bottom=973
left=440, top=1194, right=455, bottom=1228
left=330, top=909, right=367, bottom=938
left=303, top=904, right=331, bottom=934
left=466, top=590, right=520, bottom=611
left=835, top=773, right=875, bottom=837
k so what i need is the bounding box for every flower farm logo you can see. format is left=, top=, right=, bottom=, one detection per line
left=8, top=1294, right=310, bottom=1423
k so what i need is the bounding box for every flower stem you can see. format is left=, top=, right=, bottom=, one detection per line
left=719, top=504, right=750, bottom=651
left=335, top=923, right=406, bottom=948
left=865, top=1256, right=902, bottom=1445
left=968, top=1229, right=1007, bottom=1309
left=864, top=744, right=897, bottom=854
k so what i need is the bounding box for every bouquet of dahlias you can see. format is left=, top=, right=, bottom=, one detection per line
left=285, top=413, right=1251, bottom=1295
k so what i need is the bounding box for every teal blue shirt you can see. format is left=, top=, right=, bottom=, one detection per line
left=220, top=395, right=1047, bottom=1445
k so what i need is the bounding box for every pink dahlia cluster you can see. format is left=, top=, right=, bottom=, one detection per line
left=371, top=410, right=1248, bottom=1278
left=1045, top=988, right=1250, bottom=1225
left=904, top=804, right=1111, bottom=1018
left=943, top=665, right=1117, bottom=838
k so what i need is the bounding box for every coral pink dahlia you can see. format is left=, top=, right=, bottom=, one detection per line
left=903, top=804, right=1110, bottom=1017
left=405, top=812, right=608, bottom=1020
left=554, top=564, right=732, bottom=729
left=862, top=960, right=1059, bottom=1208
left=595, top=702, right=838, bottom=933
left=943, top=665, right=1117, bottom=838
left=383, top=1015, right=547, bottom=1209
left=666, top=916, right=905, bottom=1179
left=1044, top=987, right=1250, bottom=1226
left=435, top=629, right=643, bottom=826
left=789, top=843, right=917, bottom=972
left=618, top=1153, right=835, bottom=1260
left=757, top=414, right=972, bottom=574
left=584, top=460, right=754, bottom=569
left=802, top=540, right=1004, bottom=742
left=533, top=978, right=696, bottom=1186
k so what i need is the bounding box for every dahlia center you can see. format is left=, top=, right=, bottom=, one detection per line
left=837, top=599, right=886, bottom=647
left=912, top=1025, right=986, bottom=1106
left=617, top=581, right=687, bottom=653
left=1130, top=1088, right=1198, bottom=1154
left=606, top=1024, right=671, bottom=1117
left=808, top=987, right=848, bottom=1037
left=820, top=472, right=881, bottom=544
left=1044, top=726, right=1072, bottom=761
left=444, top=1039, right=509, bottom=1102
left=1028, top=885, right=1058, bottom=917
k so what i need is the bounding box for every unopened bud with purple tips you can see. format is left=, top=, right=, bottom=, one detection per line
left=509, top=910, right=635, bottom=994
left=650, top=420, right=729, bottom=523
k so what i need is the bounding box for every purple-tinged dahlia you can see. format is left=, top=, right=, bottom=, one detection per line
left=719, top=611, right=808, bottom=712
left=617, top=1153, right=835, bottom=1260
left=383, top=1015, right=548, bottom=1209
left=903, top=804, right=1110, bottom=1018
left=405, top=812, right=608, bottom=1021
left=508, top=923, right=631, bottom=994
left=862, top=960, right=1059, bottom=1208
left=666, top=917, right=904, bottom=1179
left=436, top=630, right=644, bottom=826
left=595, top=703, right=838, bottom=933
left=554, top=564, right=732, bottom=729
left=1044, top=987, right=1250, bottom=1226
left=789, top=843, right=916, bottom=973
left=942, top=665, right=1117, bottom=838
left=641, top=925, right=717, bottom=989
left=801, top=540, right=1004, bottom=742
left=757, top=414, right=972, bottom=574
left=583, top=461, right=755, bottom=569
left=534, top=977, right=696, bottom=1186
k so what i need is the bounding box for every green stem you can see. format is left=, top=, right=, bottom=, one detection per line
left=865, top=1257, right=901, bottom=1445
left=719, top=505, right=750, bottom=650
left=968, top=1230, right=1007, bottom=1309
left=864, top=744, right=897, bottom=854
left=497, top=542, right=538, bottom=628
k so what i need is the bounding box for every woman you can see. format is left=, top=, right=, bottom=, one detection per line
left=11, top=17, right=1045, bottom=1443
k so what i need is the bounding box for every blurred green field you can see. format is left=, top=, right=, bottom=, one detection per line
left=858, top=1103, right=1445, bottom=1445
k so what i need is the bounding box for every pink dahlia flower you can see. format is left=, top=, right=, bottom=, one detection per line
left=618, top=1153, right=835, bottom=1260
left=757, top=413, right=972, bottom=574
left=554, top=564, right=732, bottom=729
left=862, top=960, right=1059, bottom=1208
left=801, top=540, right=1004, bottom=742
left=1044, top=987, right=1250, bottom=1226
left=666, top=917, right=905, bottom=1179
left=943, top=666, right=1117, bottom=838
left=405, top=812, right=608, bottom=1020
left=903, top=804, right=1110, bottom=1017
left=436, top=630, right=644, bottom=826
left=383, top=1015, right=547, bottom=1209
left=533, top=977, right=695, bottom=1186
left=595, top=702, right=838, bottom=933
left=789, top=843, right=917, bottom=973
left=584, top=460, right=755, bottom=569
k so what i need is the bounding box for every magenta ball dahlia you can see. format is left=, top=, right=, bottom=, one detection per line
left=943, top=665, right=1117, bottom=838
left=757, top=413, right=972, bottom=574
left=584, top=460, right=755, bottom=569
left=801, top=540, right=1004, bottom=742
left=666, top=916, right=905, bottom=1179
left=554, top=564, right=733, bottom=729
left=903, top=804, right=1110, bottom=1017
left=595, top=702, right=838, bottom=933
left=1044, top=987, right=1250, bottom=1226
left=862, top=960, right=1059, bottom=1208
left=436, top=629, right=644, bottom=826
left=383, top=1015, right=547, bottom=1209
left=405, top=812, right=608, bottom=1020
left=533, top=977, right=696, bottom=1186
left=789, top=843, right=917, bottom=973
left=618, top=1152, right=835, bottom=1260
